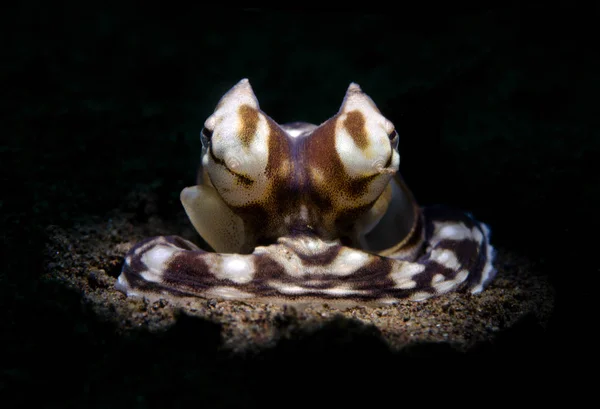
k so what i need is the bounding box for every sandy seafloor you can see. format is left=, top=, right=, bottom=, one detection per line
left=44, top=191, right=554, bottom=354
left=3, top=5, right=595, bottom=407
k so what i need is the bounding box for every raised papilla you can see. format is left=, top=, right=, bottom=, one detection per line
left=117, top=79, right=496, bottom=304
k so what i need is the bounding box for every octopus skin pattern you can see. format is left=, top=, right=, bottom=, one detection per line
left=117, top=79, right=496, bottom=304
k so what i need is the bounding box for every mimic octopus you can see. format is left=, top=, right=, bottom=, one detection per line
left=117, top=79, right=496, bottom=303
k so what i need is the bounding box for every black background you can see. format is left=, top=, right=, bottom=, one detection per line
left=2, top=4, right=595, bottom=406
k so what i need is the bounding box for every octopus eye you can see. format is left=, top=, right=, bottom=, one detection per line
left=201, top=127, right=213, bottom=147
left=388, top=130, right=399, bottom=149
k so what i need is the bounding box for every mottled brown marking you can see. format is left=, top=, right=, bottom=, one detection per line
left=348, top=257, right=395, bottom=293
left=348, top=173, right=378, bottom=197
left=261, top=115, right=299, bottom=231
left=250, top=253, right=290, bottom=290
left=306, top=116, right=348, bottom=192
left=228, top=201, right=282, bottom=250
left=164, top=252, right=214, bottom=289
left=307, top=115, right=382, bottom=200
left=123, top=238, right=213, bottom=298
left=309, top=188, right=334, bottom=213
left=238, top=104, right=260, bottom=147
left=265, top=117, right=292, bottom=179
left=335, top=200, right=383, bottom=244
left=304, top=115, right=391, bottom=240
left=436, top=239, right=480, bottom=278
left=343, top=110, right=369, bottom=150
left=234, top=173, right=255, bottom=188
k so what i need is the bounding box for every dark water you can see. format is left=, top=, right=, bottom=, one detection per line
left=3, top=5, right=593, bottom=406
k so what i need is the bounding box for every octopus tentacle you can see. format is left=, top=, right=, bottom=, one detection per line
left=117, top=206, right=495, bottom=303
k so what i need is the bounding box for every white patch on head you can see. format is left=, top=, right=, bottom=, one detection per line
left=287, top=129, right=303, bottom=137
left=208, top=78, right=259, bottom=119
left=340, top=83, right=382, bottom=117
left=333, top=115, right=398, bottom=199
left=204, top=286, right=254, bottom=299
left=281, top=122, right=317, bottom=138
left=329, top=82, right=400, bottom=207
left=430, top=248, right=461, bottom=271
left=202, top=79, right=280, bottom=208
left=125, top=255, right=132, bottom=266
left=208, top=112, right=271, bottom=204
